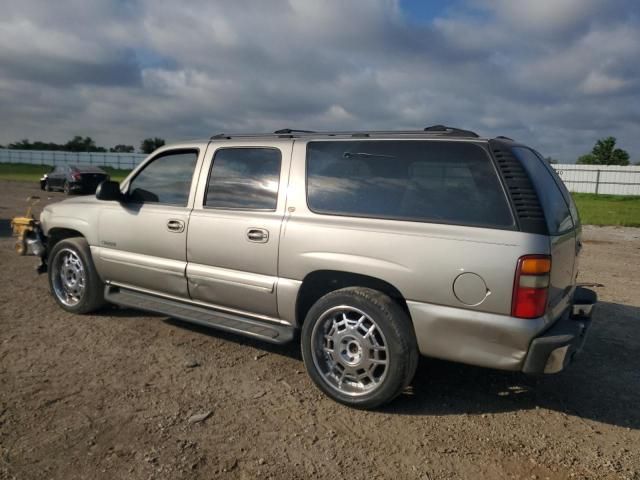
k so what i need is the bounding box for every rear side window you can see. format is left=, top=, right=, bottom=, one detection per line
left=512, top=147, right=574, bottom=235
left=206, top=148, right=281, bottom=210
left=534, top=150, right=580, bottom=227
left=306, top=140, right=514, bottom=228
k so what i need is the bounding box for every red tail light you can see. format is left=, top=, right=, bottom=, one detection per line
left=512, top=255, right=551, bottom=319
left=72, top=172, right=81, bottom=181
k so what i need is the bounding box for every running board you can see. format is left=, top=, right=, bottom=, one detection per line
left=104, top=286, right=295, bottom=344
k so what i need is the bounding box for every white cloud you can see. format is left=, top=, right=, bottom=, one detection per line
left=0, top=0, right=638, bottom=161
left=581, top=71, right=628, bottom=95
left=478, top=0, right=604, bottom=33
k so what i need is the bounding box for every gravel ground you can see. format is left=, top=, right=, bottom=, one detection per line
left=1, top=180, right=639, bottom=480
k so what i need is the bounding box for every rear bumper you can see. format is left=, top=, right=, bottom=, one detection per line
left=407, top=287, right=597, bottom=373
left=69, top=182, right=99, bottom=192
left=522, top=287, right=596, bottom=374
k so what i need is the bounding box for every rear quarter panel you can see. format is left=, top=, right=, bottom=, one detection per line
left=280, top=140, right=551, bottom=318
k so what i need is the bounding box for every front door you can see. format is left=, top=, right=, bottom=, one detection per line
left=186, top=141, right=292, bottom=317
left=93, top=148, right=202, bottom=297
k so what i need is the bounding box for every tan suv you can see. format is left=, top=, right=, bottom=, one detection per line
left=24, top=126, right=597, bottom=408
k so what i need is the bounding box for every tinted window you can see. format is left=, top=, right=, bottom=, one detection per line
left=534, top=150, right=580, bottom=227
left=306, top=141, right=514, bottom=228
left=513, top=147, right=574, bottom=234
left=206, top=148, right=281, bottom=210
left=128, top=150, right=197, bottom=206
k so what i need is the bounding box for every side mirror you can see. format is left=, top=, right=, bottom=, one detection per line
left=96, top=180, right=123, bottom=201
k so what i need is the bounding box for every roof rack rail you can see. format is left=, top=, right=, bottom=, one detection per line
left=210, top=126, right=481, bottom=140
left=423, top=125, right=479, bottom=138
left=273, top=128, right=316, bottom=134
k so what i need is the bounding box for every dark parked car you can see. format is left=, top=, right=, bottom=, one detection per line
left=40, top=165, right=109, bottom=195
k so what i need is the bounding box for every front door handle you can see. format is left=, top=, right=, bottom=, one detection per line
left=246, top=228, right=269, bottom=243
left=167, top=219, right=185, bottom=233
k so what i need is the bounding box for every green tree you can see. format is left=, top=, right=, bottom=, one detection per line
left=9, top=139, right=35, bottom=149
left=577, top=137, right=630, bottom=165
left=110, top=144, right=135, bottom=153
left=65, top=136, right=98, bottom=152
left=140, top=137, right=165, bottom=154
left=577, top=153, right=596, bottom=164
left=8, top=137, right=110, bottom=152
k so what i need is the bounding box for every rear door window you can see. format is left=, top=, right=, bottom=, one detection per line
left=205, top=148, right=281, bottom=210
left=512, top=147, right=574, bottom=234
left=306, top=140, right=514, bottom=228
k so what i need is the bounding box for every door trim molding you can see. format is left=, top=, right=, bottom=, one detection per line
left=106, top=280, right=291, bottom=326
left=92, top=246, right=185, bottom=277
left=186, top=263, right=275, bottom=292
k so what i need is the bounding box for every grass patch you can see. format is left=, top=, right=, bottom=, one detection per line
left=102, top=167, right=132, bottom=182
left=0, top=163, right=50, bottom=182
left=572, top=193, right=640, bottom=227
left=0, top=162, right=131, bottom=183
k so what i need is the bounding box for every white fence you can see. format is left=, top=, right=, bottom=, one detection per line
left=1, top=148, right=639, bottom=196
left=552, top=164, right=640, bottom=196
left=0, top=148, right=146, bottom=170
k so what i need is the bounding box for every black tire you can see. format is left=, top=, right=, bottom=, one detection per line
left=301, top=287, right=418, bottom=409
left=48, top=237, right=106, bottom=314
left=44, top=180, right=51, bottom=192
left=63, top=181, right=71, bottom=195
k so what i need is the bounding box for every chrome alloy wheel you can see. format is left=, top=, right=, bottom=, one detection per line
left=52, top=248, right=86, bottom=307
left=311, top=306, right=389, bottom=397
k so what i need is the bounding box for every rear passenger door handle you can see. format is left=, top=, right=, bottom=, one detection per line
left=247, top=228, right=269, bottom=243
left=167, top=219, right=185, bottom=233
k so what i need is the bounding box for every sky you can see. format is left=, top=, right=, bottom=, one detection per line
left=0, top=0, right=638, bottom=162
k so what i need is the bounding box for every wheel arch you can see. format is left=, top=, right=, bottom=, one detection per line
left=295, top=270, right=411, bottom=326
left=46, top=227, right=86, bottom=256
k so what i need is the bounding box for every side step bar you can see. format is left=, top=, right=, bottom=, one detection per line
left=105, top=286, right=295, bottom=344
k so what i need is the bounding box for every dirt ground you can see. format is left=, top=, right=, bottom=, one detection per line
left=0, top=179, right=639, bottom=480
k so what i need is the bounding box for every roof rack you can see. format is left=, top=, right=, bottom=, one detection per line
left=273, top=128, right=316, bottom=134
left=424, top=125, right=479, bottom=138
left=210, top=125, right=480, bottom=140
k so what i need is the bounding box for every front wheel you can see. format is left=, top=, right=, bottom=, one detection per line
left=48, top=237, right=105, bottom=314
left=301, top=287, right=418, bottom=409
left=63, top=181, right=71, bottom=195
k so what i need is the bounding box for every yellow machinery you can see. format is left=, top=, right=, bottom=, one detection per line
left=11, top=196, right=43, bottom=255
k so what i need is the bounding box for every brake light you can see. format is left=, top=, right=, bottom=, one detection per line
left=512, top=255, right=551, bottom=319
left=72, top=172, right=81, bottom=181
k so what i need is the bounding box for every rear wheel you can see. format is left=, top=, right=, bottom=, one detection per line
left=301, top=287, right=418, bottom=409
left=48, top=237, right=105, bottom=314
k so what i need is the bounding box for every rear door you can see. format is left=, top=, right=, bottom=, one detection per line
left=512, top=147, right=577, bottom=317
left=186, top=140, right=292, bottom=317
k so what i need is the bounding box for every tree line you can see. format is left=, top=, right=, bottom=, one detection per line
left=0, top=136, right=166, bottom=154
left=0, top=134, right=637, bottom=164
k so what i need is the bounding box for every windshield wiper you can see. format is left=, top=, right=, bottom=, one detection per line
left=343, top=152, right=396, bottom=159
